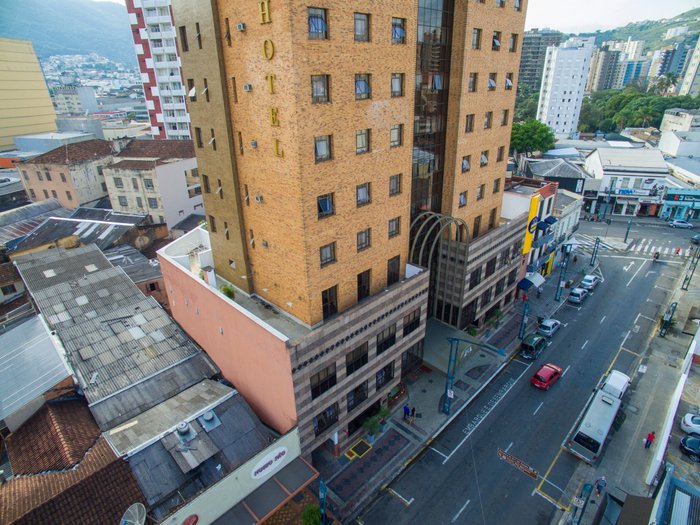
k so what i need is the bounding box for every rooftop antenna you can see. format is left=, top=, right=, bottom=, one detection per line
left=119, top=502, right=146, bottom=525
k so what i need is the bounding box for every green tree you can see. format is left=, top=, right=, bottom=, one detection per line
left=514, top=85, right=539, bottom=122
left=510, top=119, right=555, bottom=156
left=301, top=504, right=321, bottom=525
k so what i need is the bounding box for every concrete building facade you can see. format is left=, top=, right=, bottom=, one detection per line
left=537, top=37, right=595, bottom=138
left=52, top=86, right=98, bottom=115
left=125, top=0, right=191, bottom=140
left=679, top=38, right=700, bottom=97
left=660, top=108, right=700, bottom=133
left=586, top=47, right=622, bottom=93
left=0, top=38, right=57, bottom=152
left=518, top=28, right=563, bottom=93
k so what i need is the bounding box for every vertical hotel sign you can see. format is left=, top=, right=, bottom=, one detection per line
left=522, top=194, right=540, bottom=254
left=259, top=0, right=283, bottom=157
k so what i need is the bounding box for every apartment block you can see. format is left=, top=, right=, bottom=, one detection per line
left=52, top=86, right=98, bottom=115
left=518, top=28, right=562, bottom=93
left=586, top=47, right=622, bottom=93
left=679, top=38, right=700, bottom=97
left=126, top=0, right=191, bottom=139
left=660, top=108, right=700, bottom=133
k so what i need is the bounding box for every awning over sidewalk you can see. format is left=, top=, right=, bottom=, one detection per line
left=517, top=272, right=546, bottom=290
left=544, top=216, right=558, bottom=225
left=213, top=457, right=319, bottom=524
left=536, top=220, right=550, bottom=231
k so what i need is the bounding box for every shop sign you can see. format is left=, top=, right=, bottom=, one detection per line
left=251, top=447, right=288, bottom=480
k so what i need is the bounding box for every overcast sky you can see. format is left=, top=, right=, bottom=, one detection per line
left=94, top=0, right=697, bottom=35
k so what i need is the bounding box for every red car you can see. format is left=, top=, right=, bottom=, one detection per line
left=531, top=363, right=563, bottom=390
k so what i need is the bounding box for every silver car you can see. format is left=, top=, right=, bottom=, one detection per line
left=580, top=275, right=601, bottom=290
left=568, top=287, right=589, bottom=304
left=538, top=319, right=561, bottom=337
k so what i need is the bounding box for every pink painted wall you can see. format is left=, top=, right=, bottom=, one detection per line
left=158, top=255, right=297, bottom=434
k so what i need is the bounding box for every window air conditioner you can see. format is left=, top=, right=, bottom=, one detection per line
left=251, top=140, right=258, bottom=148
left=243, top=84, right=253, bottom=92
left=254, top=195, right=264, bottom=203
left=237, top=22, right=246, bottom=32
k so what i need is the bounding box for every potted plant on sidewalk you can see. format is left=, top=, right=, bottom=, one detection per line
left=363, top=416, right=380, bottom=444
left=377, top=406, right=391, bottom=432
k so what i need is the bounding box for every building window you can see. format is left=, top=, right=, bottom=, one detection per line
left=489, top=207, right=498, bottom=229
left=114, top=177, right=124, bottom=189
left=485, top=257, right=497, bottom=277
left=492, top=31, right=501, bottom=51
left=488, top=72, right=497, bottom=91
left=357, top=269, right=371, bottom=301
left=497, top=146, right=505, bottom=162
left=355, top=74, right=371, bottom=100
left=50, top=190, right=57, bottom=198
left=472, top=28, right=482, bottom=49
left=376, top=324, right=396, bottom=355
left=357, top=228, right=371, bottom=251
left=136, top=196, right=143, bottom=208
left=470, top=267, right=482, bottom=289
left=195, top=127, right=203, bottom=147
left=501, top=109, right=510, bottom=126
left=388, top=217, right=400, bottom=238
left=509, top=33, right=518, bottom=52
left=44, top=171, right=52, bottom=181
left=461, top=155, right=471, bottom=172
left=317, top=193, right=334, bottom=218
left=144, top=178, right=154, bottom=190
left=468, top=72, right=478, bottom=92
left=29, top=189, right=36, bottom=199
left=389, top=174, right=401, bottom=196
left=392, top=17, right=406, bottom=44
left=210, top=129, right=216, bottom=150
left=376, top=362, right=395, bottom=390
left=22, top=170, right=28, bottom=180
left=322, top=285, right=338, bottom=320
left=320, top=242, right=336, bottom=267
left=391, top=73, right=404, bottom=97
left=346, top=343, right=369, bottom=376
left=101, top=182, right=107, bottom=192
left=459, top=191, right=467, bottom=208
left=203, top=78, right=209, bottom=102
left=496, top=0, right=505, bottom=6
left=314, top=135, right=332, bottom=162
left=231, top=76, right=238, bottom=103
left=1, top=284, right=17, bottom=295
left=390, top=124, right=403, bottom=147
left=473, top=215, right=481, bottom=238
left=505, top=72, right=514, bottom=90
left=356, top=182, right=371, bottom=207
left=65, top=191, right=72, bottom=201
left=118, top=196, right=128, bottom=207
left=465, top=114, right=474, bottom=132
left=187, top=79, right=196, bottom=102
left=403, top=308, right=421, bottom=336
left=313, top=402, right=338, bottom=437
left=36, top=171, right=42, bottom=181
left=224, top=221, right=229, bottom=239
left=354, top=13, right=370, bottom=41
left=311, top=74, right=330, bottom=103
left=493, top=178, right=501, bottom=193
left=356, top=129, right=370, bottom=154
left=482, top=287, right=492, bottom=306
left=308, top=8, right=328, bottom=40
left=148, top=197, right=158, bottom=208
left=206, top=215, right=216, bottom=232
left=132, top=178, right=139, bottom=190
left=179, top=26, right=189, bottom=52
left=202, top=174, right=210, bottom=193
left=387, top=255, right=400, bottom=285
left=480, top=151, right=489, bottom=167
left=60, top=173, right=66, bottom=182
left=484, top=111, right=493, bottom=129
left=476, top=184, right=485, bottom=201
left=508, top=268, right=517, bottom=285
left=310, top=363, right=337, bottom=399
left=347, top=381, right=368, bottom=412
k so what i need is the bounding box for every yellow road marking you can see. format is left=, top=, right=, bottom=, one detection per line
left=537, top=446, right=564, bottom=492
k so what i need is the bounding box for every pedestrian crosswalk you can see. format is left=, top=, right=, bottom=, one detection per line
left=629, top=239, right=693, bottom=258
left=572, top=234, right=695, bottom=257
left=571, top=233, right=620, bottom=252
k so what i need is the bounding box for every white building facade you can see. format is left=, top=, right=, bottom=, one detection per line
left=537, top=37, right=595, bottom=138
left=679, top=38, right=700, bottom=97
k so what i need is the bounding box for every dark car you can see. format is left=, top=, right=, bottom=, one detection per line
left=679, top=434, right=700, bottom=462
left=692, top=234, right=700, bottom=246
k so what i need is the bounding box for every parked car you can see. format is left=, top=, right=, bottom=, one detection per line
left=520, top=333, right=548, bottom=360
left=679, top=434, right=700, bottom=462
left=668, top=219, right=694, bottom=229
left=681, top=413, right=700, bottom=434
left=580, top=275, right=601, bottom=290
left=531, top=363, right=563, bottom=391
left=538, top=319, right=561, bottom=338
left=691, top=234, right=700, bottom=245
left=568, top=287, right=589, bottom=304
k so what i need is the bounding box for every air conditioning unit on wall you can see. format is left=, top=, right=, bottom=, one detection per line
left=254, top=195, right=264, bottom=203
left=243, top=84, right=253, bottom=92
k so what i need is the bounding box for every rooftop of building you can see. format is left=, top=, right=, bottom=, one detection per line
left=554, top=188, right=583, bottom=211
left=20, top=139, right=114, bottom=166
left=666, top=157, right=700, bottom=186
left=664, top=107, right=700, bottom=115
left=505, top=176, right=558, bottom=196
left=13, top=245, right=218, bottom=430
left=115, top=139, right=194, bottom=163
left=0, top=179, right=24, bottom=197
left=592, top=147, right=669, bottom=170
left=103, top=244, right=162, bottom=284
left=0, top=315, right=69, bottom=421
left=171, top=213, right=205, bottom=233
left=0, top=199, right=73, bottom=247
left=526, top=158, right=590, bottom=179
left=15, top=131, right=95, bottom=141
left=665, top=130, right=700, bottom=142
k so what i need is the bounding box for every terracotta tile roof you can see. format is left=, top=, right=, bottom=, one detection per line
left=6, top=400, right=100, bottom=475
left=0, top=438, right=145, bottom=525
left=0, top=262, right=20, bottom=286
left=20, top=140, right=114, bottom=166
left=116, top=139, right=194, bottom=161
left=108, top=159, right=158, bottom=170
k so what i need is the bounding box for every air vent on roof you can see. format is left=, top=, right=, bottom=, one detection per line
left=176, top=421, right=189, bottom=435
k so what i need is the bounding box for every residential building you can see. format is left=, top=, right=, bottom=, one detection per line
left=166, top=0, right=526, bottom=459
left=103, top=243, right=167, bottom=306
left=583, top=148, right=669, bottom=216
left=0, top=171, right=28, bottom=212
left=659, top=187, right=700, bottom=221
left=0, top=261, right=25, bottom=306
left=679, top=38, right=700, bottom=96
left=0, top=38, right=57, bottom=151
left=586, top=46, right=622, bottom=93
left=125, top=0, right=191, bottom=139
left=13, top=131, right=95, bottom=154
left=647, top=47, right=674, bottom=80
left=52, top=86, right=99, bottom=115
left=660, top=108, right=700, bottom=132
left=603, top=38, right=644, bottom=60
left=611, top=57, right=650, bottom=89
left=659, top=130, right=700, bottom=158
left=18, top=139, right=114, bottom=208
left=664, top=26, right=689, bottom=40
left=524, top=158, right=590, bottom=195
left=552, top=189, right=583, bottom=245
left=518, top=28, right=563, bottom=93
left=537, top=37, right=595, bottom=138
left=103, top=139, right=202, bottom=227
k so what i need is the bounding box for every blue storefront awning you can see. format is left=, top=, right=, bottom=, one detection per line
left=517, top=272, right=546, bottom=290
left=536, top=221, right=549, bottom=231
left=544, top=216, right=558, bottom=225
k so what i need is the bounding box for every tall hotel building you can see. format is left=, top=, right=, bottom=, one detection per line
left=126, top=0, right=191, bottom=139
left=162, top=0, right=527, bottom=456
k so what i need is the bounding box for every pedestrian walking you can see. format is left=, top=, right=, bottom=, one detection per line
left=594, top=476, right=607, bottom=496
left=410, top=407, right=416, bottom=424
left=676, top=247, right=681, bottom=256
left=645, top=431, right=656, bottom=449
left=403, top=403, right=410, bottom=421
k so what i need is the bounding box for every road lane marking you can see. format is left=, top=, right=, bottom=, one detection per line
left=429, top=446, right=449, bottom=459
left=581, top=340, right=588, bottom=349
left=562, top=365, right=571, bottom=377
left=600, top=315, right=606, bottom=324
left=387, top=488, right=414, bottom=506
left=505, top=442, right=513, bottom=453
left=451, top=499, right=471, bottom=523
left=442, top=365, right=531, bottom=464
left=536, top=447, right=564, bottom=493
left=623, top=261, right=635, bottom=272
left=626, top=259, right=647, bottom=287
left=513, top=359, right=531, bottom=365
left=533, top=402, right=544, bottom=415
left=605, top=330, right=631, bottom=375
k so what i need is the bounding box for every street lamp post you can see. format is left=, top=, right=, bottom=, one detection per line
left=624, top=218, right=632, bottom=244
left=555, top=244, right=573, bottom=301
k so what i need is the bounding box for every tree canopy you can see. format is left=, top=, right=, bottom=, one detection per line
left=510, top=119, right=555, bottom=156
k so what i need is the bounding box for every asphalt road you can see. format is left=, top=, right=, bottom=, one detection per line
left=577, top=217, right=697, bottom=254
left=359, top=247, right=682, bottom=525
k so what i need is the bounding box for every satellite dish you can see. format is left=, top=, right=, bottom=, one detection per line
left=120, top=503, right=146, bottom=525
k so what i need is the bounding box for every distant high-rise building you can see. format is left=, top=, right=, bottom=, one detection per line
left=647, top=47, right=674, bottom=79
left=518, top=28, right=563, bottom=93
left=664, top=26, right=689, bottom=40
left=53, top=86, right=99, bottom=115
left=586, top=46, right=622, bottom=92
left=537, top=37, right=595, bottom=138
left=125, top=0, right=191, bottom=140
left=0, top=38, right=57, bottom=152
left=679, top=38, right=700, bottom=96
left=611, top=57, right=650, bottom=89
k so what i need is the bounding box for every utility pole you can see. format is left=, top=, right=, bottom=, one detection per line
left=518, top=300, right=529, bottom=340
left=601, top=180, right=615, bottom=219
left=681, top=246, right=700, bottom=291
left=624, top=218, right=632, bottom=243
left=590, top=237, right=600, bottom=267
left=555, top=245, right=572, bottom=301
